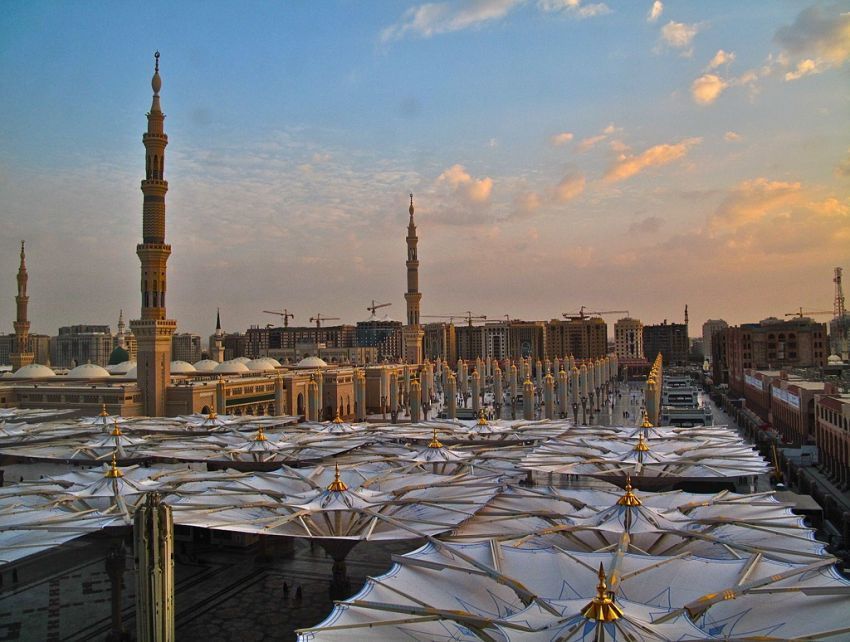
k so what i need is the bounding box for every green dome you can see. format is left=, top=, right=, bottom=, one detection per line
left=108, top=345, right=130, bottom=365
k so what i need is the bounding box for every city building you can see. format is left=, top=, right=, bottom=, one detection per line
left=642, top=320, right=689, bottom=366
left=546, top=317, right=608, bottom=361
left=724, top=317, right=828, bottom=396
left=507, top=320, right=546, bottom=361
left=0, top=333, right=49, bottom=366
left=815, top=392, right=850, bottom=488
left=614, top=317, right=643, bottom=361
left=423, top=322, right=457, bottom=363
left=702, top=319, right=728, bottom=365
left=245, top=324, right=357, bottom=360
left=355, top=316, right=403, bottom=362
left=172, top=333, right=202, bottom=364
left=50, top=325, right=113, bottom=368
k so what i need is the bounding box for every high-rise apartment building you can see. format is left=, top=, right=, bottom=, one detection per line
left=614, top=317, right=643, bottom=361
left=702, top=319, right=728, bottom=365
left=546, top=317, right=608, bottom=360
left=643, top=320, right=689, bottom=366
left=50, top=325, right=113, bottom=367
left=171, top=333, right=202, bottom=363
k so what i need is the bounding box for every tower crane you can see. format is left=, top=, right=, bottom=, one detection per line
left=563, top=307, right=629, bottom=320
left=263, top=309, right=294, bottom=327
left=422, top=312, right=487, bottom=327
left=309, top=313, right=340, bottom=328
left=366, top=300, right=391, bottom=318
left=784, top=308, right=833, bottom=318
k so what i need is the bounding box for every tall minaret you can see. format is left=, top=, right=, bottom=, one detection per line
left=116, top=309, right=127, bottom=349
left=130, top=52, right=177, bottom=417
left=210, top=308, right=225, bottom=363
left=10, top=241, right=34, bottom=369
left=403, top=194, right=424, bottom=364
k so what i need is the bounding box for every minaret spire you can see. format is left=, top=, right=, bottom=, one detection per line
left=131, top=52, right=177, bottom=416
left=10, top=240, right=34, bottom=369
left=403, top=193, right=424, bottom=364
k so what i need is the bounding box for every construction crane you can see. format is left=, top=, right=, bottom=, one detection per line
left=366, top=300, right=391, bottom=317
left=309, top=313, right=340, bottom=328
left=563, top=307, right=629, bottom=320
left=263, top=309, right=294, bottom=327
left=784, top=308, right=833, bottom=318
left=422, top=312, right=487, bottom=327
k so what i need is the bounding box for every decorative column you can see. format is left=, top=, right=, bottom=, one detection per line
left=215, top=377, right=226, bottom=415
left=307, top=376, right=320, bottom=422
left=558, top=368, right=568, bottom=418
left=389, top=371, right=399, bottom=423
left=544, top=372, right=554, bottom=420
left=447, top=374, right=457, bottom=419
left=523, top=376, right=535, bottom=420
left=494, top=366, right=503, bottom=419
left=274, top=374, right=285, bottom=416
left=135, top=492, right=174, bottom=642
left=409, top=379, right=421, bottom=423
left=471, top=370, right=481, bottom=414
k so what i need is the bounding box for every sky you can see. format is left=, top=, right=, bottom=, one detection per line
left=1, top=1, right=848, bottom=339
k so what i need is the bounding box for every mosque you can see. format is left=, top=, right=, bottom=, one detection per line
left=0, top=53, right=423, bottom=420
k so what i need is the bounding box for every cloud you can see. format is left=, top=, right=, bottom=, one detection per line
left=513, top=191, right=543, bottom=216
left=550, top=131, right=574, bottom=146
left=659, top=20, right=699, bottom=56
left=691, top=73, right=729, bottom=105
left=553, top=172, right=586, bottom=202
left=604, top=137, right=701, bottom=183
left=784, top=57, right=829, bottom=80
left=774, top=4, right=850, bottom=66
left=576, top=134, right=607, bottom=153
left=709, top=177, right=802, bottom=231
left=647, top=1, right=663, bottom=23
left=628, top=215, right=663, bottom=234
left=706, top=49, right=735, bottom=70
left=836, top=150, right=850, bottom=178
left=381, top=0, right=523, bottom=42
left=538, top=0, right=611, bottom=18
left=436, top=164, right=494, bottom=203
left=724, top=131, right=742, bottom=142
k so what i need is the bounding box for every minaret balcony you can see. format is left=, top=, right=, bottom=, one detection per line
left=142, top=179, right=169, bottom=188
left=142, top=132, right=168, bottom=142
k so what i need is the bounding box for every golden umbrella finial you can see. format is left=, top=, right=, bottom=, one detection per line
left=110, top=422, right=123, bottom=437
left=634, top=433, right=650, bottom=452
left=640, top=410, right=653, bottom=430
left=99, top=404, right=109, bottom=417
left=255, top=426, right=267, bottom=441
left=617, top=474, right=642, bottom=507
left=327, top=461, right=348, bottom=492
left=105, top=452, right=124, bottom=478
left=332, top=410, right=344, bottom=424
left=582, top=563, right=623, bottom=622
left=428, top=426, right=443, bottom=449
left=477, top=409, right=488, bottom=426
left=207, top=410, right=217, bottom=420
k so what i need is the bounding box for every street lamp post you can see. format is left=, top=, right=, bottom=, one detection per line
left=581, top=395, right=588, bottom=425
left=572, top=401, right=579, bottom=424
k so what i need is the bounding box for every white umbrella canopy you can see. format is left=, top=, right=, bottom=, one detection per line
left=298, top=539, right=850, bottom=641
left=169, top=462, right=504, bottom=541
left=448, top=484, right=826, bottom=564
left=521, top=431, right=770, bottom=480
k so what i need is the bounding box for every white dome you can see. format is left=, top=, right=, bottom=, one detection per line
left=214, top=360, right=250, bottom=374
left=126, top=366, right=137, bottom=379
left=170, top=360, right=197, bottom=374
left=193, top=359, right=220, bottom=372
left=246, top=358, right=280, bottom=372
left=108, top=360, right=136, bottom=375
left=12, top=364, right=56, bottom=379
left=67, top=363, right=111, bottom=379
left=232, top=356, right=252, bottom=365
left=827, top=354, right=843, bottom=365
left=296, top=356, right=329, bottom=368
